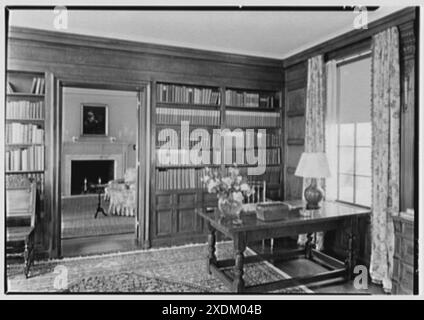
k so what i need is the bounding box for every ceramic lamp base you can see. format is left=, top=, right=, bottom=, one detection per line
left=304, top=178, right=323, bottom=210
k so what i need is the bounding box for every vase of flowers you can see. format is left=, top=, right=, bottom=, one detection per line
left=202, top=166, right=254, bottom=225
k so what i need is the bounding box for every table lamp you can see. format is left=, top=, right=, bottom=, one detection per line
left=295, top=152, right=331, bottom=210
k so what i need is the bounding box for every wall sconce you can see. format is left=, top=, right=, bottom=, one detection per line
left=110, top=136, right=117, bottom=143
left=72, top=136, right=79, bottom=142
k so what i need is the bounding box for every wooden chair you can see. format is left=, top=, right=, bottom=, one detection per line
left=244, top=181, right=275, bottom=252
left=6, top=177, right=38, bottom=278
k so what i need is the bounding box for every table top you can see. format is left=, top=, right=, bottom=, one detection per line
left=197, top=200, right=370, bottom=234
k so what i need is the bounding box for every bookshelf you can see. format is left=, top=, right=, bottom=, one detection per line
left=224, top=87, right=283, bottom=201
left=5, top=70, right=46, bottom=198
left=151, top=82, right=283, bottom=246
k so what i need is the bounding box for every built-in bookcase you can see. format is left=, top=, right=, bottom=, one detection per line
left=223, top=87, right=283, bottom=201
left=5, top=70, right=46, bottom=199
left=151, top=81, right=283, bottom=246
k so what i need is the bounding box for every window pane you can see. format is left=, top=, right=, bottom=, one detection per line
left=339, top=174, right=354, bottom=203
left=356, top=176, right=371, bottom=207
left=339, top=123, right=354, bottom=146
left=339, top=146, right=354, bottom=174
left=356, top=122, right=371, bottom=146
left=355, top=147, right=371, bottom=176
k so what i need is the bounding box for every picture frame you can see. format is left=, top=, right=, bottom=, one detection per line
left=80, top=103, right=108, bottom=136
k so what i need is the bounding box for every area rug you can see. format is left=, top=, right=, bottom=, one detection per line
left=62, top=196, right=134, bottom=239
left=7, top=242, right=310, bottom=294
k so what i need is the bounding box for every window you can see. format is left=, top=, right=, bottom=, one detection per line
left=327, top=56, right=371, bottom=207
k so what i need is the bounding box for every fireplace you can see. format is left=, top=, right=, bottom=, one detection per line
left=71, top=160, right=114, bottom=195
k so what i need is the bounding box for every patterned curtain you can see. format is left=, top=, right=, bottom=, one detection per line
left=369, top=27, right=400, bottom=293
left=298, top=55, right=325, bottom=250
left=325, top=60, right=338, bottom=201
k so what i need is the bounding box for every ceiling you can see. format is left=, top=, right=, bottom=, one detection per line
left=9, top=7, right=405, bottom=59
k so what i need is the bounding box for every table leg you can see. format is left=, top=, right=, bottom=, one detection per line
left=345, top=216, right=358, bottom=279
left=305, top=232, right=314, bottom=259
left=206, top=222, right=217, bottom=274
left=232, top=233, right=246, bottom=293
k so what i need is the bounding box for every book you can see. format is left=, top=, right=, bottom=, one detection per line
left=225, top=89, right=278, bottom=109
left=156, top=107, right=220, bottom=126
left=30, top=78, right=37, bottom=93
left=6, top=101, right=44, bottom=119
left=155, top=168, right=205, bottom=190
left=226, top=110, right=280, bottom=127
left=157, top=83, right=220, bottom=106
left=7, top=82, right=15, bottom=93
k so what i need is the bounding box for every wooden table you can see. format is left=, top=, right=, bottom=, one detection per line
left=197, top=200, right=370, bottom=293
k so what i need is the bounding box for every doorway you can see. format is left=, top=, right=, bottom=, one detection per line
left=55, top=83, right=149, bottom=257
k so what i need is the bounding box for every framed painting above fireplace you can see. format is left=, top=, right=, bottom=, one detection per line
left=81, top=103, right=108, bottom=136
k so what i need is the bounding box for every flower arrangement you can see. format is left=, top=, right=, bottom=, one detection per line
left=202, top=167, right=254, bottom=222
left=202, top=167, right=254, bottom=201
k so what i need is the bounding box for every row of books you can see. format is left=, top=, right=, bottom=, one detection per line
left=5, top=146, right=44, bottom=172
left=220, top=131, right=281, bottom=148
left=6, top=101, right=44, bottom=119
left=156, top=129, right=281, bottom=149
left=156, top=149, right=221, bottom=166
left=226, top=166, right=281, bottom=185
left=225, top=90, right=277, bottom=108
left=30, top=77, right=45, bottom=94
left=156, top=168, right=205, bottom=190
left=5, top=123, right=44, bottom=145
left=156, top=128, right=212, bottom=147
left=262, top=132, right=281, bottom=147
left=156, top=108, right=220, bottom=126
left=226, top=110, right=280, bottom=127
left=223, top=148, right=281, bottom=165
left=157, top=83, right=220, bottom=105
left=6, top=123, right=44, bottom=145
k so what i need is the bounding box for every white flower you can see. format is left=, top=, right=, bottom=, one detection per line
left=222, top=177, right=232, bottom=187
left=202, top=175, right=210, bottom=184
left=207, top=180, right=218, bottom=193
left=232, top=191, right=244, bottom=203
left=240, top=183, right=250, bottom=192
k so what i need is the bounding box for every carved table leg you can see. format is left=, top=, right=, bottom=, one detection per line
left=206, top=222, right=217, bottom=274
left=305, top=233, right=314, bottom=259
left=233, top=233, right=246, bottom=293
left=345, top=216, right=358, bottom=280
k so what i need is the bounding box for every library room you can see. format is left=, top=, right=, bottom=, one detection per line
left=4, top=6, right=418, bottom=295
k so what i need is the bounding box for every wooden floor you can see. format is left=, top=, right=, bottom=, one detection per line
left=61, top=233, right=139, bottom=257
left=61, top=195, right=134, bottom=239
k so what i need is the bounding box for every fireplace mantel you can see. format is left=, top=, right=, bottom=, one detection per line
left=62, top=141, right=131, bottom=196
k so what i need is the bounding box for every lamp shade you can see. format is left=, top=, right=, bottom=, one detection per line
left=294, top=152, right=331, bottom=178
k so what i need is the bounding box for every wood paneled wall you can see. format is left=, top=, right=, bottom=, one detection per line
left=283, top=62, right=307, bottom=200
left=7, top=26, right=283, bottom=257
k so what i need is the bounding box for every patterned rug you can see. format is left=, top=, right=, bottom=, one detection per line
left=7, top=242, right=310, bottom=294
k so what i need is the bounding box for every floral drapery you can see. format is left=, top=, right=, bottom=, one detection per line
left=324, top=60, right=338, bottom=201
left=298, top=55, right=325, bottom=250
left=369, top=27, right=400, bottom=292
